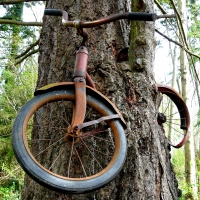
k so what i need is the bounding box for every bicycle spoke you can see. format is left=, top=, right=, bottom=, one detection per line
left=49, top=145, right=66, bottom=170
left=55, top=100, right=71, bottom=126
left=91, top=135, right=114, bottom=144
left=85, top=107, right=93, bottom=119
left=74, top=147, right=87, bottom=177
left=167, top=117, right=187, bottom=121
left=35, top=110, right=58, bottom=130
left=163, top=97, right=171, bottom=114
left=80, top=138, right=103, bottom=170
left=164, top=110, right=179, bottom=118
left=28, top=124, right=66, bottom=131
left=28, top=138, right=61, bottom=142
left=33, top=136, right=66, bottom=158
left=165, top=109, right=186, bottom=118
left=165, top=120, right=181, bottom=127
left=164, top=121, right=185, bottom=135
left=67, top=138, right=75, bottom=177
left=81, top=126, right=109, bottom=138
left=81, top=138, right=112, bottom=157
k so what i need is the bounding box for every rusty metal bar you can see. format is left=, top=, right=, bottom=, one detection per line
left=73, top=46, right=88, bottom=78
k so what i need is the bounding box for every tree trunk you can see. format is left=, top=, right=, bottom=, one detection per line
left=22, top=0, right=181, bottom=199
left=177, top=0, right=197, bottom=198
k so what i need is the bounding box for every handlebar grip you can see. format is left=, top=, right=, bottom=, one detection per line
left=128, top=12, right=157, bottom=21
left=44, top=9, right=63, bottom=16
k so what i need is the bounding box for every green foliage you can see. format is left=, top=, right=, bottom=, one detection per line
left=0, top=184, right=21, bottom=200
left=172, top=150, right=199, bottom=199
left=0, top=61, right=36, bottom=198
left=0, top=2, right=41, bottom=70
left=0, top=64, right=37, bottom=136
left=0, top=138, right=24, bottom=200
left=187, top=2, right=200, bottom=47
left=178, top=182, right=197, bottom=200
left=172, top=149, right=185, bottom=182
left=0, top=4, right=40, bottom=199
left=195, top=111, right=200, bottom=134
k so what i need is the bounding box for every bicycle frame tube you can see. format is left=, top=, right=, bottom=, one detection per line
left=74, top=46, right=88, bottom=78
left=70, top=46, right=89, bottom=130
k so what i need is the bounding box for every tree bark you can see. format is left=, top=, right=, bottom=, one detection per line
left=22, top=0, right=181, bottom=199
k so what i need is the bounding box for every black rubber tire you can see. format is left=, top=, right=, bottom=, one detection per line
left=12, top=89, right=127, bottom=193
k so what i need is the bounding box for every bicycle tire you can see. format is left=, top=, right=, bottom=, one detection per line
left=12, top=89, right=127, bottom=193
left=157, top=83, right=190, bottom=148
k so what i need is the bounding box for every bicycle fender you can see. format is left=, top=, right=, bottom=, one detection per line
left=34, top=82, right=126, bottom=129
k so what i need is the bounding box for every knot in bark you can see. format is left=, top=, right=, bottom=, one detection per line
left=134, top=58, right=145, bottom=72
left=136, top=36, right=147, bottom=45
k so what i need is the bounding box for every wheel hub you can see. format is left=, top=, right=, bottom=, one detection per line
left=64, top=126, right=82, bottom=144
left=157, top=112, right=167, bottom=125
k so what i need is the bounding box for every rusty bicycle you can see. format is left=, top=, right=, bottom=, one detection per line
left=12, top=9, right=190, bottom=193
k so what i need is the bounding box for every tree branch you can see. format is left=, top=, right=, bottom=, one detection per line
left=0, top=0, right=45, bottom=5
left=15, top=48, right=39, bottom=65
left=15, top=39, right=39, bottom=59
left=168, top=0, right=188, bottom=48
left=154, top=0, right=167, bottom=14
left=155, top=29, right=200, bottom=59
left=0, top=19, right=42, bottom=26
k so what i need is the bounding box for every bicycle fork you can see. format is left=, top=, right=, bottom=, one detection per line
left=69, top=46, right=88, bottom=134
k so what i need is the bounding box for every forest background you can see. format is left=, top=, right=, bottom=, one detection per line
left=0, top=0, right=199, bottom=199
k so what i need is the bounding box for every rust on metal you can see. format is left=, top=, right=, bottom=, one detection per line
left=73, top=46, right=88, bottom=78
left=70, top=81, right=86, bottom=131
left=86, top=72, right=96, bottom=89
left=62, top=13, right=130, bottom=28
left=77, top=114, right=120, bottom=130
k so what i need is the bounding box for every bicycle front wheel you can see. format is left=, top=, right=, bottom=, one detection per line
left=12, top=89, right=127, bottom=193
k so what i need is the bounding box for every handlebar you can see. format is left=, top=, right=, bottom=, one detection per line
left=44, top=9, right=175, bottom=28
left=44, top=9, right=175, bottom=47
